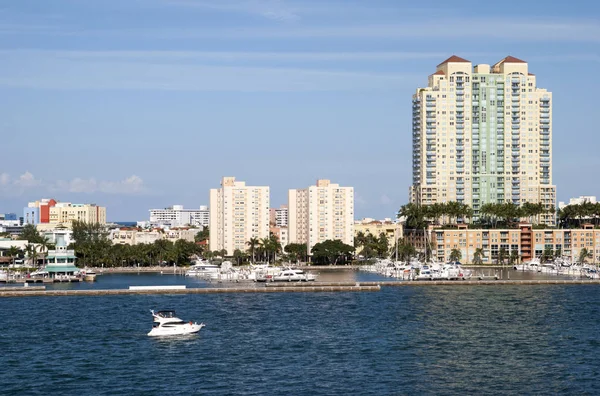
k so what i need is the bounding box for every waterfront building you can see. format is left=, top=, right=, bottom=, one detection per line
left=42, top=229, right=75, bottom=247
left=209, top=177, right=270, bottom=255
left=288, top=179, right=354, bottom=253
left=407, top=224, right=600, bottom=264
left=410, top=56, right=556, bottom=225
left=111, top=227, right=196, bottom=245
left=149, top=205, right=209, bottom=228
left=354, top=219, right=403, bottom=255
left=45, top=237, right=78, bottom=278
left=558, top=196, right=597, bottom=209
left=269, top=205, right=288, bottom=227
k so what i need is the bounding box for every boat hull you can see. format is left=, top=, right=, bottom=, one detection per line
left=148, top=323, right=205, bottom=337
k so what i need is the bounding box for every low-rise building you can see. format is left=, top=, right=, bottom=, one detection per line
left=111, top=227, right=197, bottom=245
left=558, top=196, right=597, bottom=209
left=407, top=224, right=600, bottom=264
left=149, top=205, right=209, bottom=228
left=354, top=219, right=403, bottom=254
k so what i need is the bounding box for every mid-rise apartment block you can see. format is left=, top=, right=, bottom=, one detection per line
left=209, top=177, right=270, bottom=255
left=410, top=55, right=555, bottom=224
left=149, top=205, right=209, bottom=228
left=288, top=179, right=354, bottom=253
left=24, top=199, right=106, bottom=227
left=427, top=224, right=600, bottom=264
left=49, top=203, right=106, bottom=226
left=269, top=205, right=288, bottom=227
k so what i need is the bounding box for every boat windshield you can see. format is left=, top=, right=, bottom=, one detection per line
left=156, top=311, right=176, bottom=318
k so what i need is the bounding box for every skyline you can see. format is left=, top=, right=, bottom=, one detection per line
left=1, top=0, right=599, bottom=220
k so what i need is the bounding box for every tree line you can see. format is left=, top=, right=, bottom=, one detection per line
left=398, top=201, right=556, bottom=229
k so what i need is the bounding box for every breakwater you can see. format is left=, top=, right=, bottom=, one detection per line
left=0, top=284, right=381, bottom=297
left=3, top=279, right=600, bottom=298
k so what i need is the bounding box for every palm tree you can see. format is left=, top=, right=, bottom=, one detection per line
left=579, top=248, right=592, bottom=264
left=246, top=237, right=260, bottom=263
left=25, top=244, right=39, bottom=267
left=509, top=250, right=519, bottom=265
left=39, top=237, right=51, bottom=268
left=472, top=248, right=485, bottom=265
left=6, top=246, right=20, bottom=281
left=449, top=248, right=462, bottom=263
left=497, top=247, right=508, bottom=265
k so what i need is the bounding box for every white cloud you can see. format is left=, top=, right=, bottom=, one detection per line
left=52, top=175, right=147, bottom=195
left=0, top=172, right=148, bottom=196
left=99, top=175, right=146, bottom=194
left=14, top=171, right=42, bottom=187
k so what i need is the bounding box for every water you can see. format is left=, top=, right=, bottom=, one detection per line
left=1, top=271, right=599, bottom=395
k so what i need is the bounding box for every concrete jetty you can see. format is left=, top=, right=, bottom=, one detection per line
left=0, top=284, right=381, bottom=298
left=358, top=279, right=600, bottom=286
left=2, top=279, right=600, bottom=298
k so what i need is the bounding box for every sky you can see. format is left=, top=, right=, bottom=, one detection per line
left=0, top=0, right=599, bottom=221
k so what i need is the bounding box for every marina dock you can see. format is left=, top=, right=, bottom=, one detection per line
left=0, top=284, right=381, bottom=297
left=2, top=279, right=600, bottom=297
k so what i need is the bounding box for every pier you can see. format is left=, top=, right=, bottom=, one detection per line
left=0, top=284, right=381, bottom=297
left=3, top=279, right=600, bottom=298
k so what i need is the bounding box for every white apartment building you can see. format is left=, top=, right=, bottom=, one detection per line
left=410, top=55, right=556, bottom=225
left=274, top=205, right=288, bottom=227
left=149, top=205, right=209, bottom=228
left=209, top=177, right=270, bottom=255
left=559, top=196, right=597, bottom=209
left=288, top=179, right=354, bottom=254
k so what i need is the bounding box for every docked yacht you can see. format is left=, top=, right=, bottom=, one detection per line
left=81, top=269, right=97, bottom=281
left=185, top=260, right=220, bottom=279
left=270, top=268, right=317, bottom=282
left=148, top=310, right=205, bottom=337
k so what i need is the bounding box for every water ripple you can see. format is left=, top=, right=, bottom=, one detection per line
left=1, top=277, right=599, bottom=395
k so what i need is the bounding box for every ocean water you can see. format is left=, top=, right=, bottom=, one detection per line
left=1, top=272, right=599, bottom=395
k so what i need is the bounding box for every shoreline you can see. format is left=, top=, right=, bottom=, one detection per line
left=86, top=264, right=532, bottom=273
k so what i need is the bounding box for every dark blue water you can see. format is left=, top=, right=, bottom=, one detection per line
left=1, top=273, right=599, bottom=395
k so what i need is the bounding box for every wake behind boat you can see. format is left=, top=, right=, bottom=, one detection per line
left=148, top=310, right=205, bottom=337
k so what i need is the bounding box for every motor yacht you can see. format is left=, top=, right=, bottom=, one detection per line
left=148, top=310, right=205, bottom=337
left=81, top=269, right=97, bottom=281
left=270, top=268, right=317, bottom=282
left=185, top=260, right=220, bottom=279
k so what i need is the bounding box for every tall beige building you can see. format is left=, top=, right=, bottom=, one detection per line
left=209, top=177, right=270, bottom=255
left=49, top=203, right=107, bottom=226
left=410, top=55, right=556, bottom=224
left=288, top=179, right=354, bottom=253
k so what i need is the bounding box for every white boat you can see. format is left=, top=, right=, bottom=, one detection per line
left=186, top=260, right=220, bottom=279
left=148, top=310, right=205, bottom=337
left=82, top=269, right=97, bottom=281
left=270, top=268, right=317, bottom=282
left=30, top=269, right=49, bottom=277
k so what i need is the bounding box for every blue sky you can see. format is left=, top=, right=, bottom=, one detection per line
left=1, top=0, right=599, bottom=221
